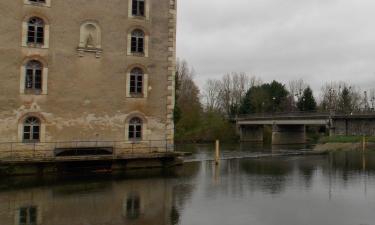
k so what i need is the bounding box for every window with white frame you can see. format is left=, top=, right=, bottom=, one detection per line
left=132, top=0, right=145, bottom=17
left=19, top=206, right=37, bottom=225
left=25, top=60, right=43, bottom=94
left=27, top=17, right=45, bottom=46
left=129, top=68, right=144, bottom=96
left=23, top=117, right=41, bottom=142
left=131, top=29, right=145, bottom=55
left=128, top=117, right=143, bottom=141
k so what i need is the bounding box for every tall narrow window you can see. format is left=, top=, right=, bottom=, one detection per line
left=128, top=117, right=143, bottom=141
left=131, top=29, right=145, bottom=54
left=19, top=206, right=37, bottom=225
left=25, top=60, right=43, bottom=94
left=23, top=117, right=41, bottom=142
left=27, top=17, right=44, bottom=45
left=130, top=68, right=144, bottom=96
left=132, top=0, right=145, bottom=17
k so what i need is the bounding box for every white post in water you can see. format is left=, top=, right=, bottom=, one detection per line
left=215, top=140, right=220, bottom=165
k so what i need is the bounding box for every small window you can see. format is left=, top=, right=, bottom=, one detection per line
left=23, top=117, right=41, bottom=143
left=27, top=17, right=44, bottom=45
left=130, top=68, right=144, bottom=96
left=131, top=29, right=145, bottom=55
left=132, top=0, right=145, bottom=17
left=126, top=195, right=141, bottom=219
left=128, top=117, right=142, bottom=141
left=25, top=60, right=43, bottom=94
left=19, top=206, right=37, bottom=225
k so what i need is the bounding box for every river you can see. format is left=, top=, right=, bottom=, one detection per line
left=0, top=144, right=374, bottom=225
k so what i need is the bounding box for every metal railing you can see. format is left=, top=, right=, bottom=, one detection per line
left=0, top=140, right=174, bottom=162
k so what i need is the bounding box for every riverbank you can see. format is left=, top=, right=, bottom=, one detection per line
left=314, top=136, right=375, bottom=152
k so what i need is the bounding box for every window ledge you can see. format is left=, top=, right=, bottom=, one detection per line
left=24, top=3, right=51, bottom=8
left=22, top=140, right=40, bottom=144
left=131, top=15, right=146, bottom=20
left=24, top=90, right=43, bottom=95
left=24, top=43, right=48, bottom=49
left=129, top=52, right=145, bottom=57
left=77, top=47, right=103, bottom=58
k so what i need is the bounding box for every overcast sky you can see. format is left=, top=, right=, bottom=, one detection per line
left=176, top=0, right=375, bottom=94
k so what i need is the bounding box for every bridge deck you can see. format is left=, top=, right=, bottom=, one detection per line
left=236, top=112, right=375, bottom=126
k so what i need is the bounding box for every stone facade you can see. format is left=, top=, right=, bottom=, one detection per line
left=0, top=0, right=177, bottom=153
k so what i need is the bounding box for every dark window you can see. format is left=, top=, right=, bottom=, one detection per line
left=131, top=29, right=145, bottom=54
left=19, top=206, right=37, bottom=225
left=27, top=17, right=44, bottom=45
left=130, top=68, right=144, bottom=96
left=128, top=117, right=142, bottom=141
left=25, top=60, right=43, bottom=94
left=132, top=0, right=145, bottom=17
left=23, top=117, right=41, bottom=142
left=126, top=195, right=141, bottom=219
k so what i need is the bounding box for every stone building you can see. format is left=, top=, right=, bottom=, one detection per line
left=0, top=0, right=177, bottom=155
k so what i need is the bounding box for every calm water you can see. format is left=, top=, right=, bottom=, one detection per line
left=1, top=144, right=375, bottom=225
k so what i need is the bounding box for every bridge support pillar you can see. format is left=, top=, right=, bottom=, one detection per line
left=272, top=124, right=306, bottom=145
left=240, top=125, right=264, bottom=142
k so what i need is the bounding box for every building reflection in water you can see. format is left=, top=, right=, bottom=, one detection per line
left=0, top=163, right=200, bottom=225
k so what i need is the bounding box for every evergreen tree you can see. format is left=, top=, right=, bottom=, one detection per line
left=338, top=86, right=352, bottom=112
left=297, top=87, right=317, bottom=111
left=239, top=81, right=289, bottom=114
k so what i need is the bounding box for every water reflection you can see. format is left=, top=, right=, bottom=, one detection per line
left=1, top=148, right=375, bottom=225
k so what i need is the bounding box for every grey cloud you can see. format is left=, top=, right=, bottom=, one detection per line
left=176, top=0, right=375, bottom=93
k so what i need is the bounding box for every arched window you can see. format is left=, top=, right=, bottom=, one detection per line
left=27, top=17, right=44, bottom=45
left=128, top=117, right=143, bottom=140
left=131, top=29, right=145, bottom=54
left=23, top=117, right=41, bottom=142
left=132, top=0, right=145, bottom=17
left=130, top=68, right=144, bottom=96
left=25, top=60, right=43, bottom=93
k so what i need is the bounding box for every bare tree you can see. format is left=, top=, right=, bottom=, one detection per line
left=320, top=82, right=361, bottom=112
left=288, top=79, right=307, bottom=109
left=203, top=79, right=222, bottom=112
left=202, top=72, right=261, bottom=116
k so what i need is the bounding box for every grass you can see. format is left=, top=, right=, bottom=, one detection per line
left=319, top=136, right=375, bottom=144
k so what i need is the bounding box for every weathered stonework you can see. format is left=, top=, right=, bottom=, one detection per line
left=0, top=0, right=176, bottom=153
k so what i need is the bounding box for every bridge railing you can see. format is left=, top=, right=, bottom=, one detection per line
left=235, top=111, right=375, bottom=120
left=235, top=111, right=330, bottom=120
left=0, top=140, right=174, bottom=162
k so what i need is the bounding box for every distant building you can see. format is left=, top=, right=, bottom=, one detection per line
left=0, top=0, right=177, bottom=155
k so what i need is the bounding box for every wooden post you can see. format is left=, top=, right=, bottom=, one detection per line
left=215, top=140, right=220, bottom=165
left=362, top=136, right=366, bottom=153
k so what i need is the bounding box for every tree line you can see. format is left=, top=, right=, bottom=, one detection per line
left=174, top=59, right=375, bottom=142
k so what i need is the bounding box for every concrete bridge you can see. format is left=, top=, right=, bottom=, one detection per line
left=236, top=112, right=375, bottom=145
